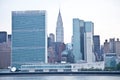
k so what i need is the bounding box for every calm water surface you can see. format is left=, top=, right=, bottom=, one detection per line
left=0, top=75, right=120, bottom=80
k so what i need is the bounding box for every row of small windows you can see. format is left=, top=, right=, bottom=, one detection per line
left=24, top=69, right=72, bottom=72
left=22, top=65, right=71, bottom=69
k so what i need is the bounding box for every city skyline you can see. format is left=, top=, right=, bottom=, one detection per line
left=0, top=0, right=120, bottom=44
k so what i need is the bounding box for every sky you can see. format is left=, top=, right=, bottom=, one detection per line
left=0, top=0, right=120, bottom=44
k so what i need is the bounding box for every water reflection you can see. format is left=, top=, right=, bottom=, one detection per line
left=0, top=75, right=120, bottom=80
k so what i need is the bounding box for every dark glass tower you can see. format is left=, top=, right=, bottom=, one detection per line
left=93, top=35, right=101, bottom=61
left=0, top=31, right=7, bottom=43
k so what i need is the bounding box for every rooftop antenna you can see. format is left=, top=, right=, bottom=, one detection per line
left=58, top=0, right=61, bottom=12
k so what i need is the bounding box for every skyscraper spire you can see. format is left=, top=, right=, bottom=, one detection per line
left=56, top=9, right=64, bottom=42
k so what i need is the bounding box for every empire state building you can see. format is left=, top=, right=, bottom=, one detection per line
left=56, top=10, right=64, bottom=42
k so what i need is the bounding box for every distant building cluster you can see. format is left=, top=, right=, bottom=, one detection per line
left=0, top=10, right=120, bottom=71
left=103, top=38, right=120, bottom=67
left=103, top=38, right=120, bottom=56
left=47, top=10, right=74, bottom=64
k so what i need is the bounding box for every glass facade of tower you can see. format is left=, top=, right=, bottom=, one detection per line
left=80, top=20, right=85, bottom=60
left=73, top=19, right=95, bottom=63
left=0, top=32, right=7, bottom=43
left=84, top=22, right=94, bottom=33
left=73, top=19, right=83, bottom=62
left=93, top=35, right=101, bottom=61
left=12, top=11, right=47, bottom=69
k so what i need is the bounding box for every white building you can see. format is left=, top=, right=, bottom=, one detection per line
left=20, top=62, right=104, bottom=72
left=84, top=22, right=95, bottom=63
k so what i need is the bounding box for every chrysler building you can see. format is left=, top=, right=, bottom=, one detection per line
left=56, top=10, right=64, bottom=42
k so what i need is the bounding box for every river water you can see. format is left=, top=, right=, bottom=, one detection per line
left=0, top=75, right=120, bottom=80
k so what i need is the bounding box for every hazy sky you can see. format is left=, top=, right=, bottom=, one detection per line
left=0, top=0, right=120, bottom=44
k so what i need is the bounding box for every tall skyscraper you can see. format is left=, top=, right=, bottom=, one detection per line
left=73, top=19, right=84, bottom=62
left=93, top=35, right=101, bottom=61
left=73, top=19, right=95, bottom=63
left=0, top=31, right=7, bottom=43
left=12, top=10, right=47, bottom=69
left=56, top=10, right=64, bottom=42
left=84, top=21, right=95, bottom=62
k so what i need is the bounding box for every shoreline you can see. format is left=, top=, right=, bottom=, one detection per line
left=0, top=71, right=120, bottom=76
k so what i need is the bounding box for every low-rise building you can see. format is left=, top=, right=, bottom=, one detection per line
left=20, top=62, right=104, bottom=72
left=105, top=53, right=117, bottom=67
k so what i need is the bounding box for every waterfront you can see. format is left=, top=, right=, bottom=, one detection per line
left=0, top=75, right=120, bottom=80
